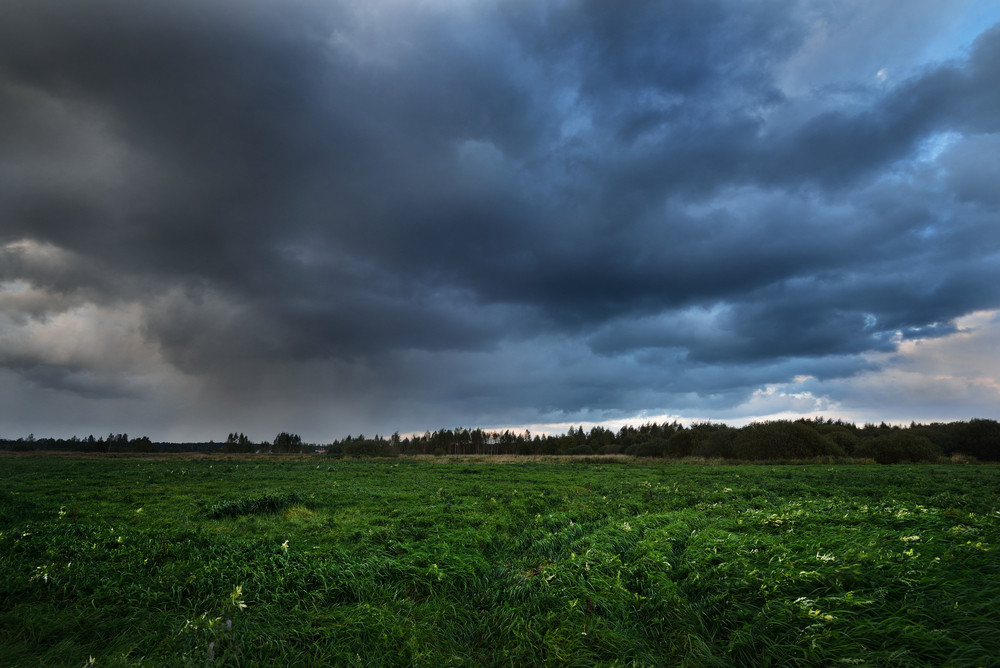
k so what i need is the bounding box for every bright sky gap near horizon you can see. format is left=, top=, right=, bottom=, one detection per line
left=1, top=1, right=999, bottom=443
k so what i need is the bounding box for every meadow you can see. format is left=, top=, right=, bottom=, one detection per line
left=1, top=455, right=998, bottom=667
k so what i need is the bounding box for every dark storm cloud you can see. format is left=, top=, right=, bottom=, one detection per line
left=1, top=0, right=999, bottom=438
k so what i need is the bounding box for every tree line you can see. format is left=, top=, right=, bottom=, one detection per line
left=0, top=432, right=156, bottom=453
left=320, top=418, right=1000, bottom=463
left=3, top=418, right=999, bottom=463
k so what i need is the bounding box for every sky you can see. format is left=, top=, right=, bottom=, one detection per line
left=1, top=0, right=999, bottom=443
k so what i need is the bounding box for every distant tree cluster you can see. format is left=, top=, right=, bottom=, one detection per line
left=270, top=432, right=304, bottom=454
left=319, top=418, right=1000, bottom=463
left=3, top=418, right=999, bottom=463
left=0, top=433, right=154, bottom=453
left=223, top=432, right=254, bottom=453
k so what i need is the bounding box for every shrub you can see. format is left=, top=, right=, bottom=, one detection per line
left=625, top=439, right=667, bottom=457
left=343, top=439, right=397, bottom=457
left=824, top=428, right=859, bottom=455
left=956, top=418, right=1000, bottom=461
left=731, top=421, right=843, bottom=461
left=666, top=430, right=695, bottom=458
left=854, top=432, right=940, bottom=464
left=690, top=425, right=737, bottom=459
left=208, top=492, right=305, bottom=519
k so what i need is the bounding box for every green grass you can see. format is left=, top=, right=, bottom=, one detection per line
left=207, top=491, right=305, bottom=519
left=1, top=456, right=998, bottom=666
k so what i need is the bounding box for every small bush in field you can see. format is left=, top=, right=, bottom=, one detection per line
left=208, top=491, right=304, bottom=519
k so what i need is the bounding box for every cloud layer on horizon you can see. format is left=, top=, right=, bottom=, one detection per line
left=1, top=0, right=999, bottom=441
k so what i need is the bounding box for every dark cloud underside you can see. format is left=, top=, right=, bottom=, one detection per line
left=1, top=0, right=998, bottom=439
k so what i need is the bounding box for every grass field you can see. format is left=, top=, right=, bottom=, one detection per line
left=1, top=455, right=998, bottom=666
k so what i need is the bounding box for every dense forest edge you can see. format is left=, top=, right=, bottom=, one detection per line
left=3, top=417, right=1000, bottom=463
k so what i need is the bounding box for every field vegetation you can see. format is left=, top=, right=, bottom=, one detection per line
left=1, top=456, right=998, bottom=666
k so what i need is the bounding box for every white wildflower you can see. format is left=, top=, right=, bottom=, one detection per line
left=230, top=584, right=247, bottom=611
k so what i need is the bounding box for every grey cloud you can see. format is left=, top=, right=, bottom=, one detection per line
left=0, top=359, right=133, bottom=400
left=940, top=133, right=1000, bottom=205
left=1, top=0, right=998, bottom=438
